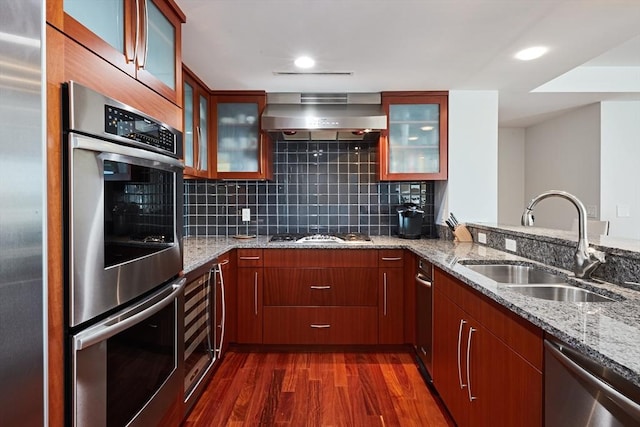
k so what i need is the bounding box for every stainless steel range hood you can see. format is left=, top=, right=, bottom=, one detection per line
left=261, top=93, right=386, bottom=140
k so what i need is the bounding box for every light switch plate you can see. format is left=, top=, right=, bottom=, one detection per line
left=617, top=204, right=631, bottom=218
left=505, top=238, right=517, bottom=252
left=478, top=232, right=487, bottom=244
left=242, top=208, right=251, bottom=221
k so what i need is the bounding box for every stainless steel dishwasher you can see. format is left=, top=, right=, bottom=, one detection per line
left=545, top=338, right=640, bottom=427
left=415, top=258, right=433, bottom=382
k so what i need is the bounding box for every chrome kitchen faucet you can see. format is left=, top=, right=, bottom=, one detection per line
left=521, top=190, right=605, bottom=278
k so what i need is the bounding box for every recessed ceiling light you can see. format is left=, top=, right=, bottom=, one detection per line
left=420, top=126, right=434, bottom=131
left=294, top=56, right=315, bottom=69
left=515, top=46, right=548, bottom=61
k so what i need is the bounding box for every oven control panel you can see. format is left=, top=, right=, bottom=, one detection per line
left=105, top=106, right=176, bottom=155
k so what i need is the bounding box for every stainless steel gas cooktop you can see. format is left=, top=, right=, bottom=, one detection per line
left=269, top=232, right=372, bottom=243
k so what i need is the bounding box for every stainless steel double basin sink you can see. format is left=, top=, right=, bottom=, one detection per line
left=462, top=263, right=614, bottom=303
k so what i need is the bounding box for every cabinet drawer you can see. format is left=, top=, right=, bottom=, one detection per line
left=263, top=249, right=377, bottom=267
left=378, top=249, right=404, bottom=267
left=264, top=268, right=377, bottom=306
left=263, top=307, right=378, bottom=344
left=237, top=249, right=263, bottom=267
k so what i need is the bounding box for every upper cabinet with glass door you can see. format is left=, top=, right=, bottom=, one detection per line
left=379, top=92, right=448, bottom=181
left=54, top=0, right=185, bottom=105
left=183, top=66, right=211, bottom=179
left=212, top=91, right=273, bottom=180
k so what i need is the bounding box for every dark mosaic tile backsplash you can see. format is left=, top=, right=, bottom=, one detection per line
left=183, top=139, right=436, bottom=237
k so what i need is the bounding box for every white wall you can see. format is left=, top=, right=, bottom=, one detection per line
left=600, top=101, right=640, bottom=239
left=444, top=90, right=499, bottom=224
left=498, top=128, right=525, bottom=225
left=524, top=103, right=601, bottom=230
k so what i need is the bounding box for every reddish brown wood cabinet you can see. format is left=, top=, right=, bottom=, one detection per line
left=236, top=249, right=264, bottom=344
left=379, top=92, right=448, bottom=181
left=262, top=250, right=378, bottom=345
left=48, top=0, right=185, bottom=105
left=378, top=250, right=405, bottom=344
left=211, top=91, right=273, bottom=180
left=183, top=66, right=212, bottom=179
left=432, top=268, right=543, bottom=427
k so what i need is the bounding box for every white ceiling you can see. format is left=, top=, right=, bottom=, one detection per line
left=175, top=0, right=640, bottom=127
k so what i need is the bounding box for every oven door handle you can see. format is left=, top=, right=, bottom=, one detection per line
left=73, top=278, right=186, bottom=351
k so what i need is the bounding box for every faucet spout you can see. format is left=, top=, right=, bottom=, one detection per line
left=521, top=190, right=605, bottom=278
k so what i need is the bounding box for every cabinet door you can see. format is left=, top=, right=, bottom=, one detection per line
left=183, top=68, right=211, bottom=179
left=212, top=92, right=272, bottom=180
left=379, top=92, right=448, bottom=181
left=379, top=267, right=405, bottom=344
left=183, top=80, right=196, bottom=174
left=432, top=289, right=470, bottom=427
left=469, top=324, right=542, bottom=427
left=62, top=0, right=136, bottom=77
left=61, top=0, right=184, bottom=104
left=135, top=0, right=184, bottom=105
left=236, top=268, right=263, bottom=343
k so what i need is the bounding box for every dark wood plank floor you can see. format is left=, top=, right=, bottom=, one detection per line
left=183, top=349, right=454, bottom=426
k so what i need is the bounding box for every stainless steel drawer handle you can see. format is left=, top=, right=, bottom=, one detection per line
left=310, top=324, right=331, bottom=329
left=240, top=256, right=261, bottom=260
left=466, top=327, right=478, bottom=402
left=383, top=272, right=388, bottom=316
left=381, top=257, right=403, bottom=261
left=310, top=285, right=331, bottom=290
left=457, top=319, right=467, bottom=389
left=254, top=271, right=258, bottom=316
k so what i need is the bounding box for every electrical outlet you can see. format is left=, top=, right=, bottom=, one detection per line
left=478, top=232, right=487, bottom=244
left=586, top=204, right=598, bottom=218
left=242, top=208, right=251, bottom=221
left=505, top=238, right=517, bottom=252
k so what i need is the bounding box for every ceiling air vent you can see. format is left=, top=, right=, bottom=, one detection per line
left=272, top=71, right=354, bottom=76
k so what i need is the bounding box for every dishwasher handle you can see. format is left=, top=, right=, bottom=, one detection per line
left=415, top=273, right=432, bottom=288
left=544, top=340, right=640, bottom=420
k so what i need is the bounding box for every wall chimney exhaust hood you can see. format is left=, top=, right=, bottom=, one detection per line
left=261, top=93, right=386, bottom=140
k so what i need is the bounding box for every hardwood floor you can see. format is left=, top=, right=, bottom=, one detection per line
left=183, top=348, right=454, bottom=426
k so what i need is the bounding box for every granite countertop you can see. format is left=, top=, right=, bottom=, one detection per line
left=182, top=235, right=640, bottom=387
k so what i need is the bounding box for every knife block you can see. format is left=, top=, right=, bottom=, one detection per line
left=453, top=225, right=473, bottom=242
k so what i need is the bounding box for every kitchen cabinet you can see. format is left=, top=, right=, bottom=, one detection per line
left=432, top=268, right=543, bottom=427
left=183, top=66, right=211, bottom=178
left=51, top=0, right=185, bottom=105
left=378, top=250, right=405, bottom=344
left=262, top=249, right=379, bottom=345
left=213, top=252, right=232, bottom=355
left=236, top=249, right=264, bottom=344
left=212, top=91, right=273, bottom=180
left=379, top=92, right=448, bottom=181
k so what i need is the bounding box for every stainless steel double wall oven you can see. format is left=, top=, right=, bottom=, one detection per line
left=64, top=81, right=185, bottom=427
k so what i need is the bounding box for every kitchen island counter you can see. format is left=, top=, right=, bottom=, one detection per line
left=183, top=235, right=640, bottom=388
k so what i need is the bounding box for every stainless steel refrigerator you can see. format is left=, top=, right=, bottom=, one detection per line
left=0, top=0, right=46, bottom=425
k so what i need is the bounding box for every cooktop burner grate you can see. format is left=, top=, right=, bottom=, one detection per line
left=269, top=232, right=371, bottom=243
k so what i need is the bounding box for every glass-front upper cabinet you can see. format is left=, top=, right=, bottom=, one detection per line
left=379, top=92, right=448, bottom=181
left=212, top=92, right=272, bottom=180
left=59, top=0, right=185, bottom=105
left=183, top=67, right=211, bottom=179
